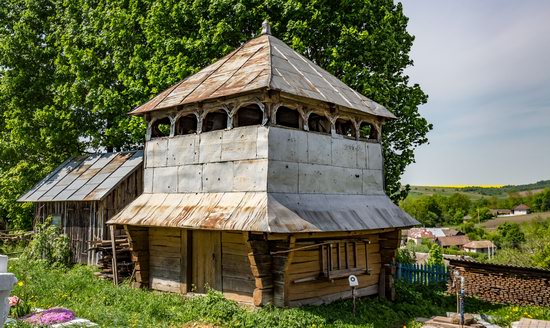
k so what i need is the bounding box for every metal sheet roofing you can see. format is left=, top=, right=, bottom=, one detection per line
left=132, top=32, right=395, bottom=119
left=18, top=150, right=143, bottom=202
left=107, top=192, right=418, bottom=233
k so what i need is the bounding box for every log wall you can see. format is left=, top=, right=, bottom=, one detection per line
left=448, top=259, right=550, bottom=307
left=285, top=234, right=382, bottom=307
left=222, top=231, right=254, bottom=303
left=125, top=225, right=149, bottom=288
left=149, top=227, right=188, bottom=293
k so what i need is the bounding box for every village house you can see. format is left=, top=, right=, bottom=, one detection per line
left=18, top=151, right=143, bottom=264
left=436, top=235, right=470, bottom=249
left=405, top=227, right=461, bottom=245
left=107, top=22, right=418, bottom=307
left=513, top=204, right=530, bottom=215
left=463, top=240, right=497, bottom=259
left=490, top=209, right=512, bottom=217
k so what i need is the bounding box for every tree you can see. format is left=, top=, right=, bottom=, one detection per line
left=0, top=0, right=431, bottom=227
left=426, top=244, right=443, bottom=266
left=494, top=222, right=525, bottom=248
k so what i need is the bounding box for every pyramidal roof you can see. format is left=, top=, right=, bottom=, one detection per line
left=133, top=23, right=395, bottom=119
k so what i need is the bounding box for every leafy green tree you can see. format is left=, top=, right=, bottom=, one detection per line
left=494, top=222, right=525, bottom=248
left=0, top=0, right=431, bottom=227
left=532, top=244, right=550, bottom=269
left=459, top=221, right=487, bottom=241
left=426, top=244, right=443, bottom=266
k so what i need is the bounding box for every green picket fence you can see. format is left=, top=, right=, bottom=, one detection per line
left=396, top=263, right=448, bottom=285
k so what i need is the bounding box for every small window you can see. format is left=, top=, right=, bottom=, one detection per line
left=151, top=117, right=171, bottom=138
left=276, top=106, right=300, bottom=129
left=308, top=113, right=331, bottom=134
left=359, top=122, right=378, bottom=140
left=175, top=114, right=197, bottom=135
left=320, top=239, right=370, bottom=279
left=203, top=109, right=228, bottom=132
left=335, top=118, right=356, bottom=138
left=235, top=104, right=263, bottom=127
left=51, top=214, right=62, bottom=227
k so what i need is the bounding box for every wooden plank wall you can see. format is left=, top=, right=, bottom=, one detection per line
left=33, top=167, right=143, bottom=265
left=285, top=234, right=382, bottom=307
left=148, top=227, right=187, bottom=293
left=125, top=225, right=149, bottom=288
left=37, top=201, right=94, bottom=264
left=221, top=232, right=255, bottom=303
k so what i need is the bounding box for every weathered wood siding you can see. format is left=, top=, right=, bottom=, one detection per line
left=149, top=227, right=188, bottom=293
left=222, top=232, right=254, bottom=303
left=34, top=167, right=143, bottom=265
left=285, top=234, right=382, bottom=306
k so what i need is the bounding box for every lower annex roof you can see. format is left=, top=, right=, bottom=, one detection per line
left=107, top=192, right=418, bottom=233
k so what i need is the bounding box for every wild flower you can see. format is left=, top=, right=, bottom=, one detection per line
left=21, top=308, right=76, bottom=325
left=8, top=296, right=19, bottom=307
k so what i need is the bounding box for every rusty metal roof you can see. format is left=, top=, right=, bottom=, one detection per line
left=18, top=150, right=143, bottom=202
left=132, top=33, right=395, bottom=119
left=107, top=192, right=418, bottom=233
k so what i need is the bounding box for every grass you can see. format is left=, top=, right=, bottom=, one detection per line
left=8, top=259, right=550, bottom=327
left=479, top=212, right=550, bottom=229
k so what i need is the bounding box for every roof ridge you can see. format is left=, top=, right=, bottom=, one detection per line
left=266, top=35, right=273, bottom=90
left=207, top=38, right=268, bottom=99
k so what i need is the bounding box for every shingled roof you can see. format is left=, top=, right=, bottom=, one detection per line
left=18, top=151, right=143, bottom=202
left=132, top=25, right=395, bottom=119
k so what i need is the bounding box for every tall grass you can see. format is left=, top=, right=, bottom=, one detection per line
left=8, top=259, right=550, bottom=327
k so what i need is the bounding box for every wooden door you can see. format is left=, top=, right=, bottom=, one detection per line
left=192, top=230, right=222, bottom=293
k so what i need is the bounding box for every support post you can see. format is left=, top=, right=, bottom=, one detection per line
left=110, top=225, right=119, bottom=285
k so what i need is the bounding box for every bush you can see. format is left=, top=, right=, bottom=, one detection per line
left=22, top=218, right=70, bottom=266
left=396, top=247, right=416, bottom=264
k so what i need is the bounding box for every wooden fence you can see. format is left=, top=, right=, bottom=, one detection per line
left=396, top=263, right=448, bottom=285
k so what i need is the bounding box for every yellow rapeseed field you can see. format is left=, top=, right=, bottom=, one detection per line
left=423, top=185, right=504, bottom=189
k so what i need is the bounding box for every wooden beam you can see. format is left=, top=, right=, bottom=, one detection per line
left=110, top=225, right=118, bottom=285
left=283, top=235, right=296, bottom=307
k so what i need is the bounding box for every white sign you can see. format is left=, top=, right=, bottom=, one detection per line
left=348, top=275, right=359, bottom=287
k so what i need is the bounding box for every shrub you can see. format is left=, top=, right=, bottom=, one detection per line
left=22, top=218, right=70, bottom=266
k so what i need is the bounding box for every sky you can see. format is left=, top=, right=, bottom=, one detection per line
left=399, top=0, right=550, bottom=186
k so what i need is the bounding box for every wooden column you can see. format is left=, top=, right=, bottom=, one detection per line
left=271, top=235, right=296, bottom=307
left=124, top=225, right=149, bottom=288
left=244, top=233, right=273, bottom=306
left=378, top=229, right=400, bottom=300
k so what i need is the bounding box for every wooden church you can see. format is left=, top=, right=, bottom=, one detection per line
left=108, top=22, right=418, bottom=307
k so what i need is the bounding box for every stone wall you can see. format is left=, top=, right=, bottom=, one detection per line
left=448, top=259, right=550, bottom=307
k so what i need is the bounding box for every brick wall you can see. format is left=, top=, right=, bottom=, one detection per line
left=448, top=259, right=550, bottom=306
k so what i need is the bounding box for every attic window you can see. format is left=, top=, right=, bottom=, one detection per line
left=203, top=110, right=228, bottom=132
left=276, top=106, right=300, bottom=129
left=235, top=104, right=263, bottom=127
left=151, top=117, right=171, bottom=138
left=359, top=122, right=378, bottom=140
left=335, top=118, right=356, bottom=138
left=308, top=113, right=331, bottom=134
left=320, top=239, right=370, bottom=280
left=175, top=114, right=197, bottom=135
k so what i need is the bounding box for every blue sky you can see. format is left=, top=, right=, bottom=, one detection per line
left=399, top=0, right=550, bottom=185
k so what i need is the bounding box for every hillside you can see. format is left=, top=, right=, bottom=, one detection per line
left=408, top=179, right=550, bottom=199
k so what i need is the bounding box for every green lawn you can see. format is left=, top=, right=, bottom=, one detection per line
left=8, top=259, right=550, bottom=327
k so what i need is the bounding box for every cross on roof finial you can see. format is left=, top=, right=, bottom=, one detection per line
left=261, top=20, right=271, bottom=35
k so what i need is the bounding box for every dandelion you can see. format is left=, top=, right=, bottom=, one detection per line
left=17, top=281, right=24, bottom=287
